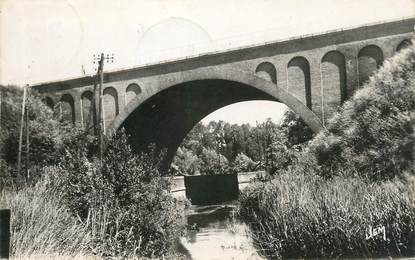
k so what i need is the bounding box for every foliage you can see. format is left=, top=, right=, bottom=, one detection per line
left=199, top=147, right=230, bottom=175
left=173, top=114, right=314, bottom=175
left=171, top=147, right=202, bottom=175
left=231, top=152, right=256, bottom=173
left=0, top=86, right=93, bottom=176
left=308, top=42, right=415, bottom=180
left=260, top=114, right=312, bottom=175
left=0, top=87, right=185, bottom=258
left=265, top=138, right=297, bottom=175
left=57, top=129, right=185, bottom=258
left=281, top=109, right=315, bottom=145
left=239, top=173, right=415, bottom=258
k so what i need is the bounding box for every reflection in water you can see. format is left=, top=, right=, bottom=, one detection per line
left=178, top=204, right=264, bottom=260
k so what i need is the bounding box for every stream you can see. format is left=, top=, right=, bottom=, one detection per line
left=177, top=203, right=265, bottom=260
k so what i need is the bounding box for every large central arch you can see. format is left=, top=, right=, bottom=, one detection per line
left=107, top=68, right=323, bottom=171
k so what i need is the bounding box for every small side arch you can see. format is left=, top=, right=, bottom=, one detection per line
left=60, top=94, right=75, bottom=124
left=287, top=56, right=312, bottom=109
left=397, top=39, right=412, bottom=52
left=125, top=83, right=142, bottom=104
left=103, top=87, right=119, bottom=126
left=81, top=91, right=94, bottom=128
left=42, top=96, right=54, bottom=110
left=321, top=50, right=347, bottom=123
left=255, top=62, right=277, bottom=84
left=358, top=45, right=383, bottom=86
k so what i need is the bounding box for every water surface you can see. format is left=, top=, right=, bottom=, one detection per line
left=179, top=204, right=264, bottom=260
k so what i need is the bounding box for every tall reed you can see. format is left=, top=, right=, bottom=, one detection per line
left=0, top=176, right=92, bottom=258
left=239, top=173, right=415, bottom=258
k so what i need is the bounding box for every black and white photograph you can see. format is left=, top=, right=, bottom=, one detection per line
left=0, top=0, right=414, bottom=259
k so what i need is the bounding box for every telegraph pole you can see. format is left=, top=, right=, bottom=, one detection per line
left=265, top=121, right=272, bottom=172
left=25, top=87, right=30, bottom=181
left=0, top=89, right=2, bottom=130
left=93, top=53, right=114, bottom=163
left=216, top=133, right=221, bottom=171
left=17, top=85, right=28, bottom=177
left=98, top=54, right=104, bottom=163
left=91, top=77, right=98, bottom=135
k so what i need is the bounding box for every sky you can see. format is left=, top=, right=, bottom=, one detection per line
left=200, top=101, right=288, bottom=125
left=1, top=0, right=414, bottom=124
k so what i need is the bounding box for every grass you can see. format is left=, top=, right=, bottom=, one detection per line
left=0, top=175, right=92, bottom=259
left=239, top=173, right=415, bottom=258
left=11, top=255, right=98, bottom=260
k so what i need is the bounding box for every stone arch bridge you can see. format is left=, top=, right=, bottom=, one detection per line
left=35, top=18, right=414, bottom=168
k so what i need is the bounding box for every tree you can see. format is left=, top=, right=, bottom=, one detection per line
left=232, top=152, right=255, bottom=173
left=199, top=147, right=229, bottom=175
left=0, top=86, right=93, bottom=178
left=281, top=110, right=314, bottom=146
left=171, top=147, right=201, bottom=175
left=172, top=112, right=314, bottom=176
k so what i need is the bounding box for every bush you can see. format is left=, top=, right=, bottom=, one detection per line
left=239, top=173, right=415, bottom=258
left=231, top=152, right=256, bottom=173
left=199, top=147, right=230, bottom=175
left=265, top=137, right=299, bottom=175
left=57, top=130, right=185, bottom=258
left=171, top=147, right=202, bottom=175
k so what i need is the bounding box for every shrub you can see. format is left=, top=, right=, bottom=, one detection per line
left=309, top=43, right=415, bottom=180
left=199, top=147, right=230, bottom=175
left=231, top=152, right=256, bottom=173
left=57, top=130, right=185, bottom=258
left=171, top=147, right=202, bottom=175
left=265, top=137, right=299, bottom=175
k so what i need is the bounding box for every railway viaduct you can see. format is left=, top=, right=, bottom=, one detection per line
left=34, top=18, right=415, bottom=167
